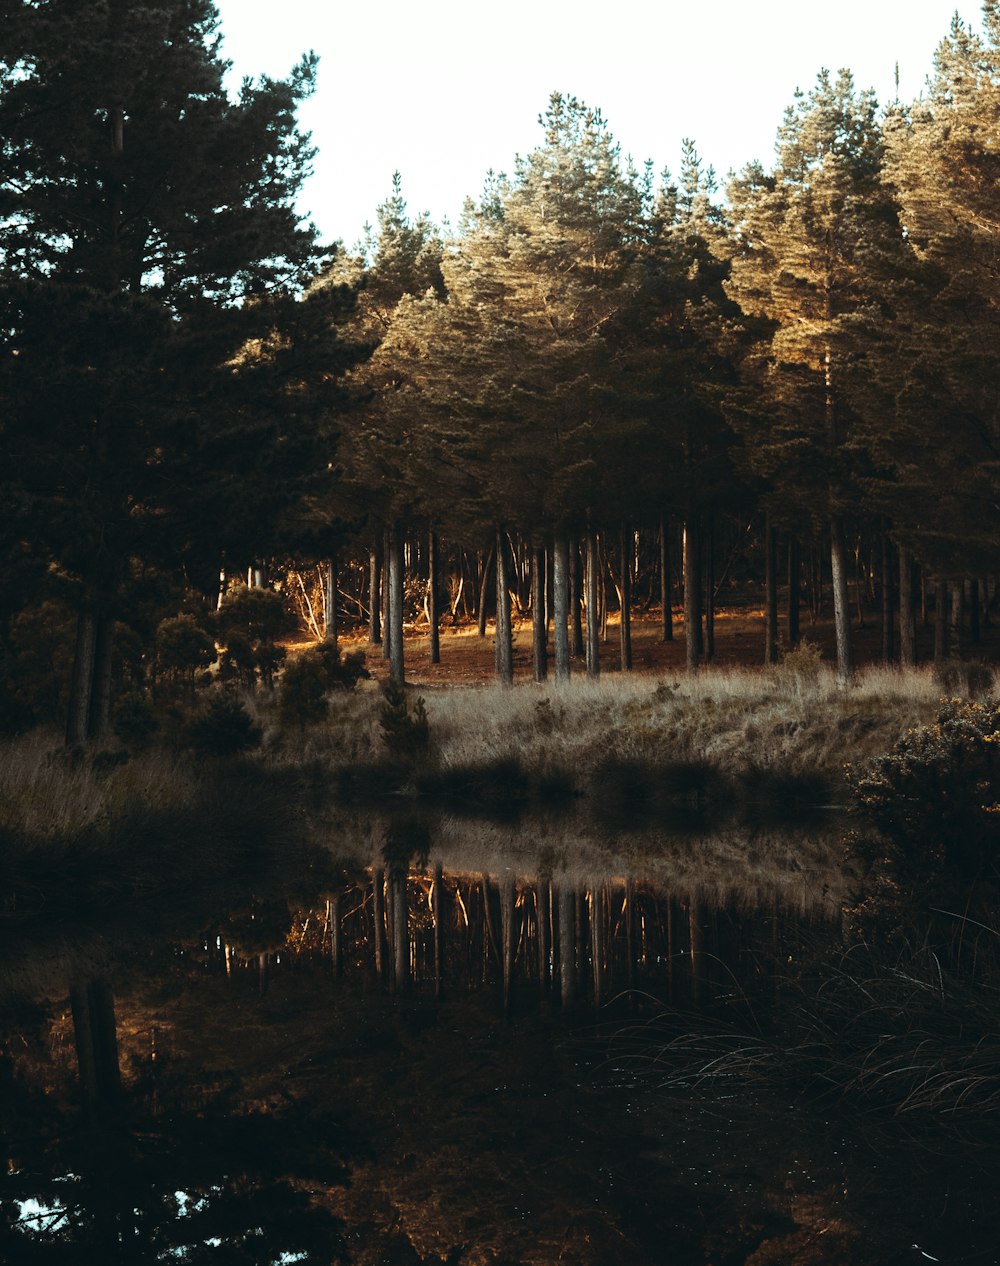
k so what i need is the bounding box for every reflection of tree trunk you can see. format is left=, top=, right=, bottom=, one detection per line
left=688, top=900, right=704, bottom=1007
left=372, top=867, right=387, bottom=982
left=618, top=524, right=632, bottom=672
left=432, top=863, right=445, bottom=1000
left=328, top=894, right=342, bottom=979
left=584, top=530, right=600, bottom=679
left=500, top=872, right=516, bottom=1014
left=557, top=883, right=576, bottom=1009
left=536, top=879, right=551, bottom=990
left=624, top=880, right=635, bottom=994
left=258, top=952, right=269, bottom=996
left=391, top=870, right=409, bottom=992
left=589, top=887, right=605, bottom=1009
left=531, top=548, right=548, bottom=682
left=70, top=976, right=121, bottom=1119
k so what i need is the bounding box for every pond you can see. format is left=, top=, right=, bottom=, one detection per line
left=2, top=810, right=997, bottom=1265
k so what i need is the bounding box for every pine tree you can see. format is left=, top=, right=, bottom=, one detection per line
left=0, top=0, right=359, bottom=741
left=724, top=70, right=899, bottom=684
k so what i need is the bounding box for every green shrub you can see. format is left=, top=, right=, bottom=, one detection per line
left=185, top=695, right=262, bottom=756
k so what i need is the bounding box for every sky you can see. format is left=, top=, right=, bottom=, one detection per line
left=213, top=0, right=979, bottom=248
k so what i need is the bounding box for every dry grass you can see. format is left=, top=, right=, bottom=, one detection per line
left=0, top=729, right=199, bottom=842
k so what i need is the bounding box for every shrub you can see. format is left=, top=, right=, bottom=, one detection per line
left=848, top=697, right=1000, bottom=943
left=215, top=586, right=294, bottom=689
left=155, top=613, right=217, bottom=694
left=112, top=691, right=160, bottom=748
left=779, top=639, right=824, bottom=685
left=278, top=644, right=369, bottom=728
left=379, top=680, right=429, bottom=759
left=185, top=695, right=263, bottom=757
left=933, top=658, right=994, bottom=698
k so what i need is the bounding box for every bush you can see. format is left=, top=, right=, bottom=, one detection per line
left=185, top=695, right=262, bottom=756
left=848, top=697, right=1000, bottom=942
left=380, top=680, right=429, bottom=759
left=278, top=644, right=369, bottom=728
left=215, top=586, right=295, bottom=689
left=155, top=613, right=217, bottom=694
left=112, top=691, right=160, bottom=748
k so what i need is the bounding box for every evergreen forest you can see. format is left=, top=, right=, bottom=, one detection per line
left=6, top=3, right=1000, bottom=739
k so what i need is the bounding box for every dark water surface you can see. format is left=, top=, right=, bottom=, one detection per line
left=2, top=813, right=997, bottom=1265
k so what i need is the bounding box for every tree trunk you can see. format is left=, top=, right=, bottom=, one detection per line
left=829, top=515, right=854, bottom=686
left=381, top=529, right=391, bottom=661
left=428, top=530, right=440, bottom=664
left=372, top=868, right=388, bottom=982
left=70, top=975, right=122, bottom=1121
left=531, top=547, right=548, bottom=682
left=683, top=516, right=702, bottom=675
left=570, top=537, right=585, bottom=657
left=880, top=524, right=894, bottom=664
left=660, top=514, right=673, bottom=641
left=898, top=543, right=916, bottom=666
left=537, top=879, right=551, bottom=990
left=618, top=523, right=632, bottom=672
left=324, top=549, right=338, bottom=647
left=432, top=863, right=445, bottom=1000
left=495, top=529, right=514, bottom=685
left=391, top=869, right=409, bottom=993
left=787, top=536, right=801, bottom=645
left=934, top=581, right=949, bottom=662
left=553, top=531, right=570, bottom=681
left=589, top=887, right=605, bottom=1009
left=704, top=514, right=715, bottom=662
left=764, top=511, right=778, bottom=665
left=66, top=582, right=99, bottom=747
left=87, top=606, right=115, bottom=742
left=499, top=872, right=516, bottom=1014
left=388, top=523, right=405, bottom=685
left=584, top=528, right=600, bottom=679
left=477, top=545, right=494, bottom=639
left=369, top=544, right=382, bottom=645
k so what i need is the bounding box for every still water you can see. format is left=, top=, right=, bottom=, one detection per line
left=2, top=811, right=996, bottom=1265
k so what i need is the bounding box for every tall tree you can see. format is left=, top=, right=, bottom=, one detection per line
left=0, top=0, right=359, bottom=742
left=725, top=70, right=899, bottom=684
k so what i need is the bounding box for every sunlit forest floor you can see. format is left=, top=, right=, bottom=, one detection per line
left=325, top=603, right=1000, bottom=688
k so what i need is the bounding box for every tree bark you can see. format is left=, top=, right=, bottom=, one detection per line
left=531, top=547, right=548, bottom=682
left=553, top=531, right=570, bottom=681
left=683, top=516, right=702, bottom=675
left=428, top=530, right=440, bottom=664
left=477, top=545, right=494, bottom=639
left=787, top=536, right=801, bottom=645
left=388, top=522, right=405, bottom=685
left=880, top=524, right=894, bottom=664
left=764, top=511, right=778, bottom=665
left=660, top=514, right=673, bottom=641
left=584, top=528, right=600, bottom=679
left=898, top=543, right=916, bottom=666
left=381, top=529, right=391, bottom=661
left=87, top=606, right=115, bottom=742
left=570, top=537, right=585, bottom=657
left=369, top=543, right=382, bottom=645
left=829, top=515, right=854, bottom=686
left=324, top=549, right=338, bottom=647
left=618, top=523, right=632, bottom=672
left=557, top=882, right=576, bottom=1009
left=66, top=583, right=99, bottom=747
left=495, top=529, right=514, bottom=684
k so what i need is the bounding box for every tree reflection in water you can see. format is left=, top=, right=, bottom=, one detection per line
left=2, top=814, right=998, bottom=1264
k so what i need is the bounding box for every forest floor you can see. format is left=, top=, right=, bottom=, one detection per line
left=309, top=600, right=1000, bottom=688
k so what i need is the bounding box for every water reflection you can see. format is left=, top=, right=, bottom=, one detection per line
left=1, top=812, right=995, bottom=1265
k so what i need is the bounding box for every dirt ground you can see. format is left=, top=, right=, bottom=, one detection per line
left=308, top=603, right=998, bottom=688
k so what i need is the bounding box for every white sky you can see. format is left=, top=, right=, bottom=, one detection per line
left=213, top=0, right=978, bottom=248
